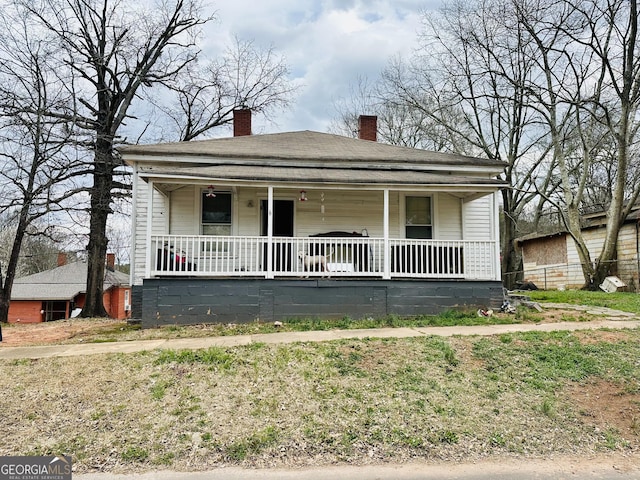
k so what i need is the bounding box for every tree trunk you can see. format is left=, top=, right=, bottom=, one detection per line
left=0, top=206, right=34, bottom=331
left=0, top=265, right=5, bottom=340
left=500, top=191, right=521, bottom=290
left=565, top=206, right=596, bottom=289
left=80, top=141, right=113, bottom=318
left=0, top=300, right=6, bottom=341
left=591, top=191, right=625, bottom=289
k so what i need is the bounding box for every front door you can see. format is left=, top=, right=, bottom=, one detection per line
left=261, top=200, right=294, bottom=271
left=261, top=200, right=294, bottom=237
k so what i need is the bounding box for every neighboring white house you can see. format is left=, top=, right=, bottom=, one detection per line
left=120, top=111, right=507, bottom=327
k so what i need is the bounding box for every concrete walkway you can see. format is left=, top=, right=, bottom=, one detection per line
left=1, top=303, right=639, bottom=360
left=75, top=456, right=640, bottom=480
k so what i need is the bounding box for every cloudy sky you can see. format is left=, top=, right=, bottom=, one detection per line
left=204, top=0, right=440, bottom=134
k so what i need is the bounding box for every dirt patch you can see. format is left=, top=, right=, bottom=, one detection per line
left=566, top=379, right=640, bottom=441
left=449, top=337, right=485, bottom=369
left=573, top=329, right=633, bottom=344
left=0, top=318, right=128, bottom=346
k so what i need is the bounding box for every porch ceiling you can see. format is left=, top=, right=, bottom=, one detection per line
left=139, top=164, right=507, bottom=194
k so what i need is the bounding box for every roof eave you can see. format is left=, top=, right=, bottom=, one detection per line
left=140, top=171, right=507, bottom=190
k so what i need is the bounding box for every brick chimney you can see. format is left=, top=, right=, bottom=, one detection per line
left=106, top=253, right=116, bottom=271
left=233, top=108, right=252, bottom=137
left=358, top=115, right=377, bottom=142
left=57, top=252, right=67, bottom=267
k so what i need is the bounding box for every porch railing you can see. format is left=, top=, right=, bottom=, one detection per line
left=150, top=235, right=497, bottom=280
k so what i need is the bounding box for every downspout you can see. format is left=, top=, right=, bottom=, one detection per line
left=144, top=180, right=154, bottom=278
left=493, top=192, right=501, bottom=281
left=129, top=162, right=139, bottom=287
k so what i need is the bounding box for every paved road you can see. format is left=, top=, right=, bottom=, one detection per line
left=76, top=457, right=640, bottom=480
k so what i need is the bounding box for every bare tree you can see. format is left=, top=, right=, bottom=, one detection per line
left=151, top=36, right=298, bottom=141
left=0, top=218, right=66, bottom=278
left=17, top=0, right=211, bottom=317
left=565, top=0, right=640, bottom=286
left=376, top=0, right=554, bottom=289
left=505, top=0, right=601, bottom=286
left=514, top=0, right=640, bottom=287
left=0, top=9, right=82, bottom=334
left=330, top=70, right=473, bottom=152
left=335, top=0, right=640, bottom=289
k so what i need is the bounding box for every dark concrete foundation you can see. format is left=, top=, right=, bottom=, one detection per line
left=134, top=278, right=504, bottom=328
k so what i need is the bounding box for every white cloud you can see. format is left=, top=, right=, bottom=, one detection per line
left=205, top=0, right=438, bottom=133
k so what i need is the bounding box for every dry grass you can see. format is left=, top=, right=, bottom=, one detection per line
left=1, top=330, right=639, bottom=474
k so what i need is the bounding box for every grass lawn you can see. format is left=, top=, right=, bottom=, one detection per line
left=527, top=289, right=640, bottom=314
left=1, top=328, right=639, bottom=473
left=1, top=290, right=639, bottom=473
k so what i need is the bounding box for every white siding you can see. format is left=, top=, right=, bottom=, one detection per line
left=462, top=196, right=492, bottom=241
left=293, top=189, right=392, bottom=237
left=437, top=193, right=462, bottom=240
left=132, top=181, right=168, bottom=285
left=617, top=224, right=640, bottom=289
left=236, top=188, right=261, bottom=236
left=170, top=185, right=196, bottom=234
left=569, top=225, right=640, bottom=289
left=134, top=186, right=497, bottom=284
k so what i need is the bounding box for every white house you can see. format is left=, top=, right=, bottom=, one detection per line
left=121, top=111, right=507, bottom=327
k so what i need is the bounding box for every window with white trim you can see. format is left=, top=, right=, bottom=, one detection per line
left=201, top=191, right=232, bottom=235
left=405, top=196, right=433, bottom=239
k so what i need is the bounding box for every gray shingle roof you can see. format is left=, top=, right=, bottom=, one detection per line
left=11, top=261, right=129, bottom=301
left=121, top=130, right=506, bottom=169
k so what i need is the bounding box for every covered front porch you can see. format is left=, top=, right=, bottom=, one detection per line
left=139, top=182, right=501, bottom=282
left=150, top=234, right=498, bottom=280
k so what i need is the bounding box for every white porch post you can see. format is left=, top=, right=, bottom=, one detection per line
left=383, top=188, right=391, bottom=279
left=129, top=163, right=139, bottom=286
left=144, top=180, right=154, bottom=278
left=266, top=186, right=274, bottom=279
left=492, top=191, right=502, bottom=281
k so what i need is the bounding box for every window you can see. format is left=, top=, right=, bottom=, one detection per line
left=124, top=289, right=131, bottom=311
left=405, top=196, right=432, bottom=239
left=201, top=191, right=232, bottom=235
left=43, top=301, right=67, bottom=321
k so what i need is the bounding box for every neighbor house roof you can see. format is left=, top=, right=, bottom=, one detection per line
left=11, top=261, right=129, bottom=301
left=515, top=230, right=567, bottom=245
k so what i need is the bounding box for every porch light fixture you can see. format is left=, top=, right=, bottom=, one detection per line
left=299, top=190, right=307, bottom=201
left=206, top=185, right=216, bottom=198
